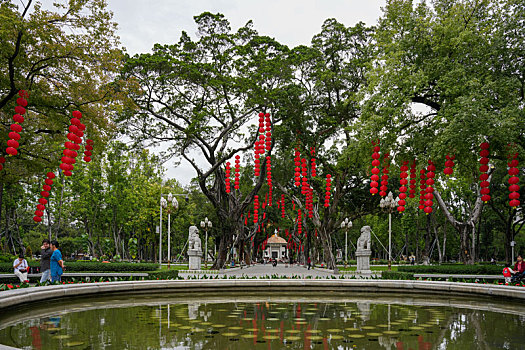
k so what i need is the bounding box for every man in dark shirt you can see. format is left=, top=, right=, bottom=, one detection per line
left=40, top=239, right=52, bottom=284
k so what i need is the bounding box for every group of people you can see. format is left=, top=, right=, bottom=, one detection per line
left=12, top=239, right=65, bottom=283
left=503, top=255, right=525, bottom=284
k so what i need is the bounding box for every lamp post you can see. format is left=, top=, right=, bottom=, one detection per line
left=160, top=192, right=181, bottom=269
left=380, top=191, right=399, bottom=271
left=340, top=218, right=352, bottom=268
left=200, top=217, right=212, bottom=269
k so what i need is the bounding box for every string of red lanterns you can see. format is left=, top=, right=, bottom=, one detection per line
left=310, top=147, right=316, bottom=177
left=418, top=168, right=426, bottom=210
left=297, top=209, right=303, bottom=235
left=444, top=154, right=455, bottom=176
left=281, top=194, right=285, bottom=218
left=508, top=152, right=520, bottom=208
left=409, top=160, right=417, bottom=199
left=370, top=141, right=381, bottom=195
left=83, top=139, right=93, bottom=162
left=294, top=149, right=301, bottom=187
left=379, top=153, right=390, bottom=197
left=59, top=111, right=85, bottom=177
left=253, top=195, right=259, bottom=223
left=397, top=161, right=409, bottom=212
left=265, top=113, right=272, bottom=152
left=5, top=90, right=29, bottom=157
left=478, top=142, right=491, bottom=203
left=33, top=172, right=56, bottom=223
left=254, top=113, right=265, bottom=176
left=225, top=161, right=231, bottom=193
left=234, top=155, right=240, bottom=190
left=324, top=174, right=332, bottom=207
left=424, top=160, right=436, bottom=214
left=266, top=155, right=273, bottom=206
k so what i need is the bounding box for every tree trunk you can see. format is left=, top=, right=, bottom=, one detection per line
left=421, top=214, right=431, bottom=265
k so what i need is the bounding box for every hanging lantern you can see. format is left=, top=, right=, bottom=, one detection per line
left=398, top=161, right=409, bottom=212
left=83, top=139, right=93, bottom=163
left=424, top=160, right=436, bottom=214
left=408, top=160, right=417, bottom=198
left=507, top=152, right=520, bottom=208
left=370, top=141, right=380, bottom=195
left=225, top=161, right=231, bottom=193
left=265, top=113, right=272, bottom=151
left=5, top=91, right=28, bottom=158
left=294, top=149, right=301, bottom=187
left=310, top=147, right=316, bottom=177
left=444, top=154, right=455, bottom=176
left=479, top=143, right=491, bottom=203
left=379, top=153, right=390, bottom=197
left=281, top=194, right=285, bottom=218
left=234, top=155, right=240, bottom=190
left=324, top=174, right=332, bottom=207
left=253, top=195, right=259, bottom=223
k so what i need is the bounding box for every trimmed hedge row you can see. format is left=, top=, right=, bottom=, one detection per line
left=381, top=271, right=415, bottom=280
left=398, top=264, right=504, bottom=274
left=0, top=261, right=159, bottom=273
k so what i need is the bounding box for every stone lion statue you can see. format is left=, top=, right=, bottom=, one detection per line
left=357, top=226, right=371, bottom=251
left=188, top=225, right=202, bottom=251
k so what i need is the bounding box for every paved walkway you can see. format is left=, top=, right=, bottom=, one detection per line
left=180, top=264, right=334, bottom=278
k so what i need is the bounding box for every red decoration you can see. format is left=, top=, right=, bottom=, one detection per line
left=5, top=90, right=28, bottom=158
left=507, top=152, right=520, bottom=208
left=398, top=161, right=409, bottom=212
left=234, top=155, right=240, bottom=190
left=33, top=216, right=42, bottom=223
left=324, top=174, right=332, bottom=207
left=379, top=153, right=390, bottom=197
left=310, top=147, right=316, bottom=177
left=370, top=141, right=380, bottom=195
left=478, top=143, right=491, bottom=203
left=253, top=195, right=259, bottom=223
left=281, top=194, right=285, bottom=218
left=444, top=154, right=455, bottom=175
left=265, top=113, right=272, bottom=151
left=83, top=139, right=93, bottom=163
left=423, top=160, right=436, bottom=214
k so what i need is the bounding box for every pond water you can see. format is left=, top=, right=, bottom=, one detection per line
left=0, top=292, right=524, bottom=349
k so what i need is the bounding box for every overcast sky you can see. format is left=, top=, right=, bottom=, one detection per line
left=106, top=0, right=386, bottom=185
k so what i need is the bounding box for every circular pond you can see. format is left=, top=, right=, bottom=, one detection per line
left=0, top=292, right=524, bottom=349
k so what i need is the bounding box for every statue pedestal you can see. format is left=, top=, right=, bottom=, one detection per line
left=188, top=249, right=203, bottom=270
left=356, top=249, right=372, bottom=274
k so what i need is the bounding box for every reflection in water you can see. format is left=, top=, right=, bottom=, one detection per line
left=0, top=293, right=524, bottom=349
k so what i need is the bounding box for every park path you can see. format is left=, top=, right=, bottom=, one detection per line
left=221, top=263, right=334, bottom=278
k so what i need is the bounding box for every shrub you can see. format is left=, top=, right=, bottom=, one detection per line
left=381, top=271, right=415, bottom=280
left=398, top=264, right=504, bottom=275
left=0, top=261, right=159, bottom=273
left=148, top=270, right=179, bottom=280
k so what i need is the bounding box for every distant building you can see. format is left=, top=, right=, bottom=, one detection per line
left=264, top=233, right=287, bottom=260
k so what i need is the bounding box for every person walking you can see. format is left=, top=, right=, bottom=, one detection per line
left=13, top=254, right=29, bottom=283
left=50, top=240, right=65, bottom=283
left=40, top=239, right=52, bottom=284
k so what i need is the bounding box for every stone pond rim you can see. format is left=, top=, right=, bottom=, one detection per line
left=1, top=279, right=524, bottom=311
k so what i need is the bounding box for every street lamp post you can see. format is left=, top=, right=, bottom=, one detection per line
left=160, top=193, right=180, bottom=269
left=380, top=191, right=399, bottom=271
left=340, top=218, right=352, bottom=268
left=200, top=217, right=212, bottom=269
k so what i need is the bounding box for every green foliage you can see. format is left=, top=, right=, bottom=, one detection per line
left=381, top=271, right=415, bottom=280
left=147, top=270, right=179, bottom=280
left=398, top=264, right=504, bottom=275
left=0, top=261, right=158, bottom=273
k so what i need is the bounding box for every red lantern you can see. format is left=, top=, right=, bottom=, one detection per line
left=6, top=147, right=17, bottom=156
left=424, top=160, right=435, bottom=214
left=10, top=124, right=22, bottom=133
left=370, top=141, right=381, bottom=196
left=64, top=170, right=72, bottom=177
left=72, top=110, right=82, bottom=119
left=234, top=155, right=240, bottom=190
left=14, top=106, right=26, bottom=115
left=83, top=156, right=91, bottom=162
left=478, top=143, right=491, bottom=203
left=225, top=161, right=231, bottom=193
left=324, top=174, right=332, bottom=207
left=33, top=216, right=42, bottom=222
left=38, top=198, right=47, bottom=205
left=507, top=152, right=520, bottom=208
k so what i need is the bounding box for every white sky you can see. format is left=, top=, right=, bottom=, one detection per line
left=106, top=0, right=386, bottom=185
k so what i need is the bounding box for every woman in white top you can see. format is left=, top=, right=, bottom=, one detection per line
left=13, top=254, right=29, bottom=283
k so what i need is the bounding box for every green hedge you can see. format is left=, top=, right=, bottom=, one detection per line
left=0, top=261, right=159, bottom=273
left=148, top=270, right=179, bottom=280
left=381, top=271, right=415, bottom=280
left=398, top=264, right=504, bottom=275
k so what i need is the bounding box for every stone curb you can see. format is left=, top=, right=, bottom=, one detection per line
left=1, top=280, right=525, bottom=311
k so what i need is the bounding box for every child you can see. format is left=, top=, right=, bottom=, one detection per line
left=503, top=263, right=515, bottom=284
